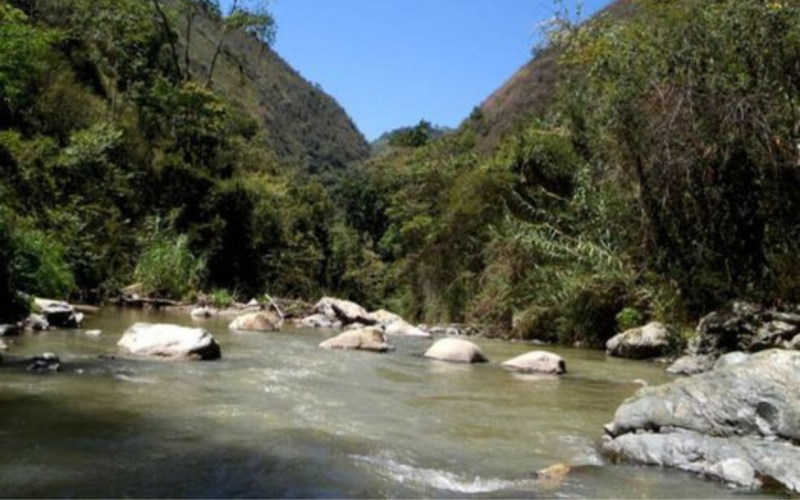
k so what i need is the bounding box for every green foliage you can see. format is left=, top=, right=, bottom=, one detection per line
left=209, top=288, right=235, bottom=308
left=134, top=220, right=206, bottom=299
left=9, top=224, right=75, bottom=300
left=615, top=307, right=644, bottom=333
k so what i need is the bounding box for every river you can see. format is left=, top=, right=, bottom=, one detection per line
left=0, top=309, right=779, bottom=498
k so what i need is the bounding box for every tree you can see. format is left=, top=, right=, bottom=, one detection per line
left=205, top=0, right=276, bottom=88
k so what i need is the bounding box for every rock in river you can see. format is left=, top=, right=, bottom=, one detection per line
left=118, top=323, right=221, bottom=360
left=502, top=350, right=566, bottom=374
left=319, top=327, right=391, bottom=353
left=34, top=298, right=83, bottom=328
left=299, top=314, right=342, bottom=329
left=383, top=319, right=430, bottom=338
left=229, top=312, right=280, bottom=332
left=603, top=349, right=800, bottom=493
left=314, top=297, right=372, bottom=325
left=27, top=352, right=61, bottom=373
left=606, top=322, right=673, bottom=360
left=424, top=338, right=488, bottom=364
left=666, top=354, right=716, bottom=376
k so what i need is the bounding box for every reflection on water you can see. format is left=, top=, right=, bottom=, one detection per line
left=0, top=309, right=778, bottom=498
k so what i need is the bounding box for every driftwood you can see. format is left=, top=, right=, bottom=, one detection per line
left=109, top=297, right=183, bottom=309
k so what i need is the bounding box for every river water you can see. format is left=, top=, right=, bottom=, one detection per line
left=0, top=309, right=778, bottom=499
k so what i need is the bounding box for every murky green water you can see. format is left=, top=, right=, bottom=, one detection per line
left=0, top=309, right=777, bottom=498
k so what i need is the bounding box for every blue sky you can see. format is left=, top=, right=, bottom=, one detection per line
left=247, top=0, right=612, bottom=140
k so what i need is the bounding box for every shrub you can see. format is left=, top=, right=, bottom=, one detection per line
left=615, top=307, right=645, bottom=332
left=134, top=220, right=206, bottom=299
left=209, top=288, right=235, bottom=309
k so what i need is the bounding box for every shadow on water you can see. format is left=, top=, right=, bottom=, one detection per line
left=0, top=386, right=388, bottom=499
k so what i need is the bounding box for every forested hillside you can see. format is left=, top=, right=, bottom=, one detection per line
left=2, top=0, right=799, bottom=351
left=0, top=0, right=371, bottom=321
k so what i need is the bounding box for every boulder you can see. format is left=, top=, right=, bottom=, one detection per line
left=424, top=338, right=488, bottom=364
left=368, top=309, right=403, bottom=325
left=0, top=324, right=21, bottom=337
left=27, top=352, right=61, bottom=373
left=85, top=329, right=102, bottom=337
left=383, top=319, right=430, bottom=338
left=190, top=306, right=214, bottom=319
left=34, top=298, right=83, bottom=328
left=502, top=350, right=566, bottom=375
left=314, top=297, right=373, bottom=325
left=299, top=314, right=342, bottom=329
left=602, top=349, right=800, bottom=493
left=714, top=351, right=750, bottom=370
left=666, top=354, right=715, bottom=376
left=786, top=334, right=800, bottom=350
left=606, top=322, right=673, bottom=360
left=23, top=314, right=49, bottom=331
left=229, top=312, right=280, bottom=332
left=690, top=302, right=800, bottom=356
left=318, top=327, right=391, bottom=353
left=0, top=339, right=8, bottom=351
left=118, top=323, right=221, bottom=360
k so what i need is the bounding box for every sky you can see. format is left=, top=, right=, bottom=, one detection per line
left=239, top=0, right=612, bottom=141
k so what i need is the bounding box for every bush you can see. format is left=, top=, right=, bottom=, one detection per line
left=615, top=307, right=645, bottom=332
left=209, top=288, right=235, bottom=309
left=10, top=226, right=75, bottom=299
left=134, top=221, right=206, bottom=299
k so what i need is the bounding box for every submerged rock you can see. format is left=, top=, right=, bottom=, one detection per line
left=229, top=312, right=280, bottom=332
left=666, top=354, right=715, bottom=376
left=606, top=322, right=673, bottom=360
left=502, top=351, right=566, bottom=375
left=318, top=327, right=391, bottom=353
left=118, top=323, right=221, bottom=360
left=190, top=306, right=214, bottom=319
left=424, top=338, right=488, bottom=364
left=368, top=309, right=403, bottom=325
left=27, top=352, right=61, bottom=373
left=603, top=349, right=800, bottom=493
left=300, top=314, right=342, bottom=329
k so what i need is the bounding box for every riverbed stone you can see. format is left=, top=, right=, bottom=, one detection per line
left=318, top=327, right=391, bottom=353
left=0, top=339, right=8, bottom=351
left=300, top=314, right=342, bottom=329
left=502, top=350, right=566, bottom=374
left=383, top=319, right=431, bottom=338
left=666, top=354, right=715, bottom=376
left=23, top=314, right=49, bottom=331
left=0, top=324, right=21, bottom=336
left=314, top=297, right=372, bottom=325
left=191, top=306, right=214, bottom=319
left=606, top=322, right=673, bottom=360
left=27, top=352, right=61, bottom=373
left=118, top=323, right=221, bottom=360
left=229, top=312, right=280, bottom=332
left=34, top=298, right=83, bottom=328
left=602, top=349, right=800, bottom=493
left=368, top=309, right=403, bottom=325
left=424, top=338, right=488, bottom=364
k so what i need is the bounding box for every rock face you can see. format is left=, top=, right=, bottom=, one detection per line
left=118, top=323, right=222, bottom=360
left=424, top=338, right=488, bottom=364
left=502, top=351, right=566, bottom=374
left=34, top=298, right=83, bottom=328
left=666, top=354, right=715, bottom=376
left=692, top=302, right=800, bottom=357
left=229, top=312, right=280, bottom=332
left=314, top=297, right=373, bottom=325
left=318, top=327, right=390, bottom=353
left=603, top=349, right=800, bottom=493
left=606, top=322, right=673, bottom=360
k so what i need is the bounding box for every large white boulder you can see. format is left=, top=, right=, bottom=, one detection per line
left=319, top=327, right=391, bottom=353
left=502, top=350, right=566, bottom=374
left=383, top=319, right=431, bottom=338
left=118, top=323, right=221, bottom=360
left=606, top=322, right=672, bottom=359
left=229, top=312, right=280, bottom=332
left=424, top=338, right=488, bottom=364
left=314, top=297, right=371, bottom=324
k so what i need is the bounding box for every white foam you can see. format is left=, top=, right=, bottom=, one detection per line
left=352, top=454, right=540, bottom=494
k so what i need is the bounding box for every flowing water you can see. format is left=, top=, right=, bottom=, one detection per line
left=0, top=309, right=778, bottom=499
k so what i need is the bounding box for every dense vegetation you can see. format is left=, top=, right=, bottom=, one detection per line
left=2, top=0, right=799, bottom=350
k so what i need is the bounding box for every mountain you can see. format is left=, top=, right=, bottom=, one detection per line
left=470, top=0, right=632, bottom=152
left=179, top=6, right=370, bottom=172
